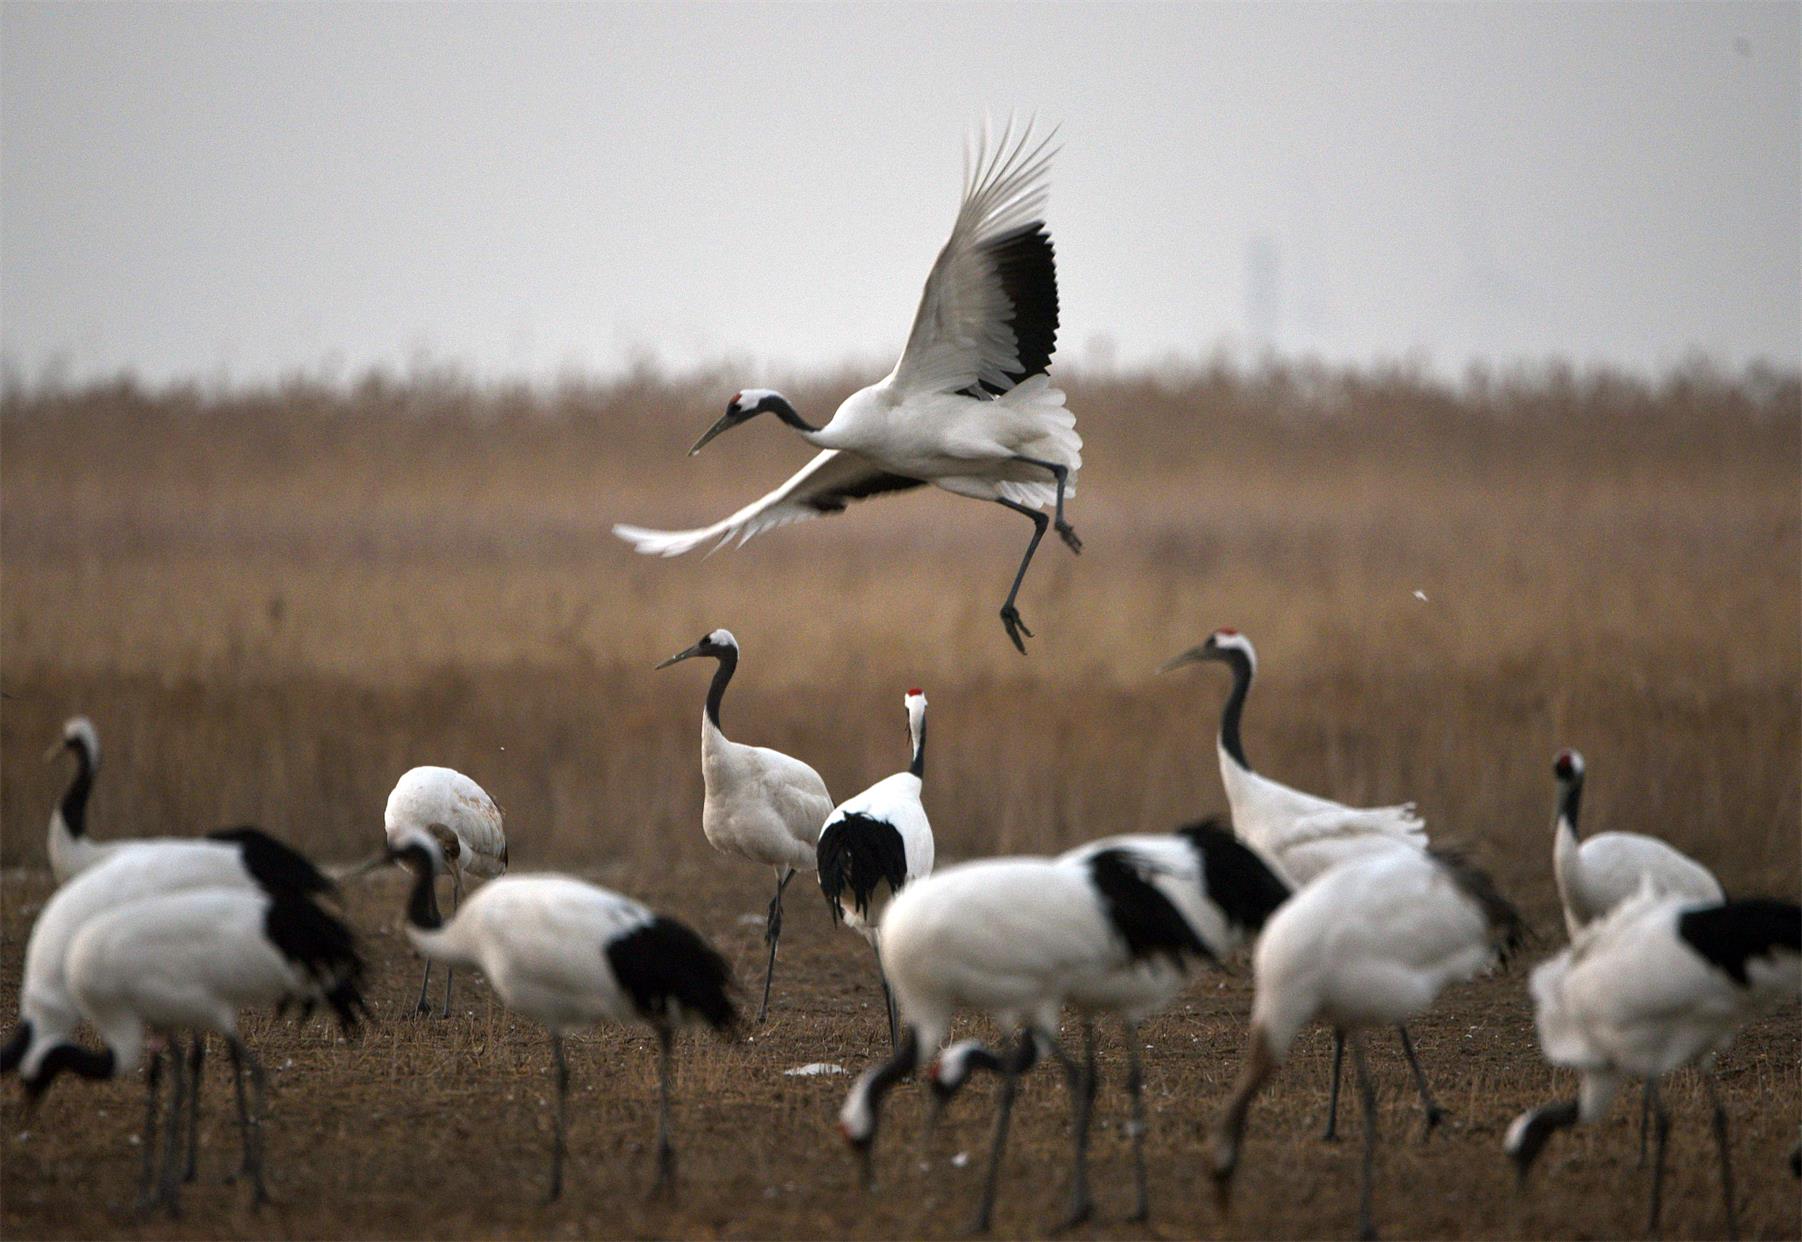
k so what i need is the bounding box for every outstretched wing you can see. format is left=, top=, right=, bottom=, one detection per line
left=612, top=451, right=925, bottom=557
left=889, top=119, right=1061, bottom=401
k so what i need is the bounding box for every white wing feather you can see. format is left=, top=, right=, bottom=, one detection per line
left=890, top=119, right=1060, bottom=398
left=613, top=450, right=920, bottom=557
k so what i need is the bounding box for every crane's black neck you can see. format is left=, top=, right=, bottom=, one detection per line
left=705, top=648, right=738, bottom=731
left=1217, top=651, right=1254, bottom=772
left=59, top=744, right=95, bottom=840
left=909, top=714, right=926, bottom=780
left=768, top=397, right=821, bottom=435
left=1557, top=775, right=1584, bottom=839
left=399, top=848, right=443, bottom=930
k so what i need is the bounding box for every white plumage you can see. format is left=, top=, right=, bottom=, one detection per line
left=1549, top=748, right=1722, bottom=938
left=1163, top=628, right=1443, bottom=1140
left=1207, top=848, right=1523, bottom=1240
left=615, top=120, right=1082, bottom=654
left=932, top=820, right=1293, bottom=1225
left=1506, top=889, right=1800, bottom=1237
left=34, top=880, right=363, bottom=1214
left=816, top=688, right=934, bottom=1047
left=841, top=845, right=1233, bottom=1232
left=386, top=832, right=736, bottom=1202
left=657, top=628, right=833, bottom=1022
left=382, top=764, right=507, bottom=1017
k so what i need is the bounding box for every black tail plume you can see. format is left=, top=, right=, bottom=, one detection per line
left=607, top=916, right=737, bottom=1032
left=816, top=813, right=909, bottom=925
left=1088, top=848, right=1212, bottom=968
left=1176, top=816, right=1292, bottom=932
left=208, top=826, right=337, bottom=902
left=1428, top=846, right=1528, bottom=964
left=262, top=892, right=368, bottom=1032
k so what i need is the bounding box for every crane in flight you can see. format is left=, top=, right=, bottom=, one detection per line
left=613, top=120, right=1082, bottom=653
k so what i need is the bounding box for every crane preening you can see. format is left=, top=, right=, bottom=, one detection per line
left=613, top=120, right=1082, bottom=654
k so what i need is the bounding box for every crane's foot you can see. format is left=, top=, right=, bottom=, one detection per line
left=999, top=606, right=1033, bottom=654
left=1049, top=1198, right=1093, bottom=1233
left=1420, top=1105, right=1448, bottom=1143
left=1055, top=520, right=1082, bottom=554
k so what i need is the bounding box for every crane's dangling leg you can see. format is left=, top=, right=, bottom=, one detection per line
left=995, top=498, right=1049, bottom=654
left=1124, top=1021, right=1151, bottom=1223
left=545, top=1033, right=569, bottom=1203
left=1044, top=1022, right=1098, bottom=1232
left=757, top=868, right=795, bottom=1023
left=1645, top=1076, right=1671, bottom=1237
left=182, top=1036, right=204, bottom=1182
left=1702, top=1070, right=1738, bottom=1241
left=971, top=1031, right=1036, bottom=1234
left=650, top=1026, right=677, bottom=1200
left=1349, top=1033, right=1380, bottom=1242
left=135, top=1044, right=166, bottom=1210
left=1397, top=1025, right=1447, bottom=1140
left=870, top=938, right=898, bottom=1052
left=440, top=874, right=461, bottom=1019
left=1324, top=1028, right=1345, bottom=1141
left=228, top=1036, right=271, bottom=1207
left=1010, top=455, right=1081, bottom=553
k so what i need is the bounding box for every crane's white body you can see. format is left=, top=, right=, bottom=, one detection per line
left=65, top=888, right=341, bottom=1075
left=405, top=876, right=655, bottom=1033
left=702, top=721, right=832, bottom=875
left=16, top=840, right=275, bottom=1080
left=1219, top=756, right=1425, bottom=888
left=1248, top=850, right=1499, bottom=1055
left=614, top=124, right=1079, bottom=563
left=1523, top=890, right=1797, bottom=1123
left=818, top=690, right=933, bottom=938
left=383, top=766, right=507, bottom=882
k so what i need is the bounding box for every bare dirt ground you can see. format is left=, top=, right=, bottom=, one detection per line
left=1, top=365, right=1797, bottom=1238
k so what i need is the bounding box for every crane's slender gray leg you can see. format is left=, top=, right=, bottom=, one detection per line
left=871, top=939, right=898, bottom=1051
left=1702, top=1070, right=1738, bottom=1240
left=650, top=1026, right=677, bottom=1199
left=1324, top=1028, right=1345, bottom=1140
left=971, top=1031, right=1035, bottom=1234
left=227, top=1036, right=271, bottom=1207
left=1123, top=1020, right=1151, bottom=1223
left=413, top=868, right=436, bottom=1016
left=1046, top=1021, right=1098, bottom=1231
left=441, top=874, right=461, bottom=1018
left=546, top=1033, right=569, bottom=1203
left=182, top=1036, right=204, bottom=1181
left=1637, top=1083, right=1650, bottom=1167
left=136, top=1045, right=165, bottom=1209
left=995, top=498, right=1050, bottom=654
left=1349, top=1033, right=1380, bottom=1242
left=152, top=1039, right=187, bottom=1217
left=1645, top=1076, right=1671, bottom=1237
left=757, top=868, right=794, bottom=1023
left=1396, top=1025, right=1446, bottom=1139
left=1008, top=454, right=1081, bottom=552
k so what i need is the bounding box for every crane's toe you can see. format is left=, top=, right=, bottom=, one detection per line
left=999, top=607, right=1033, bottom=654
left=1056, top=521, right=1082, bottom=554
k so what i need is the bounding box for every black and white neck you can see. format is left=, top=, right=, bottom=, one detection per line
left=1215, top=647, right=1255, bottom=773
left=704, top=646, right=738, bottom=732
left=395, top=843, right=444, bottom=931
left=54, top=726, right=99, bottom=842
left=1553, top=751, right=1585, bottom=840
left=905, top=690, right=927, bottom=780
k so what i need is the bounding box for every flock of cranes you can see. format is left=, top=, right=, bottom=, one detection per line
left=5, top=120, right=1799, bottom=1240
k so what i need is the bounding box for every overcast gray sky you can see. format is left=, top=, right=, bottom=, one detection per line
left=3, top=1, right=1797, bottom=385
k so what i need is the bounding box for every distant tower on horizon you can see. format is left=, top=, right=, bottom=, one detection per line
left=1244, top=236, right=1282, bottom=354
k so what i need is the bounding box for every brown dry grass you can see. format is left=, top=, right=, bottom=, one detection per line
left=1, top=361, right=1798, bottom=1238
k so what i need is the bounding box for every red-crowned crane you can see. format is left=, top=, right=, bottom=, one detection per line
left=817, top=688, right=934, bottom=1049
left=839, top=848, right=1218, bottom=1233
left=656, top=628, right=832, bottom=1022
left=3, top=827, right=339, bottom=1193
left=26, top=880, right=364, bottom=1215
left=614, top=120, right=1081, bottom=655
left=1549, top=749, right=1722, bottom=937
left=1162, top=628, right=1442, bottom=1140
left=930, top=818, right=1292, bottom=1224
left=382, top=765, right=508, bottom=1018
left=1506, top=889, right=1800, bottom=1239
left=1207, top=847, right=1523, bottom=1241
left=387, top=831, right=736, bottom=1202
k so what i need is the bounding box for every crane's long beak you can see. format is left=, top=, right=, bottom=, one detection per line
left=332, top=850, right=393, bottom=883
left=688, top=411, right=742, bottom=456
left=1156, top=645, right=1210, bottom=674
left=655, top=643, right=704, bottom=670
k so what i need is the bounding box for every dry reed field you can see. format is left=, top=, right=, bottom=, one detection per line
left=1, top=362, right=1798, bottom=1239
